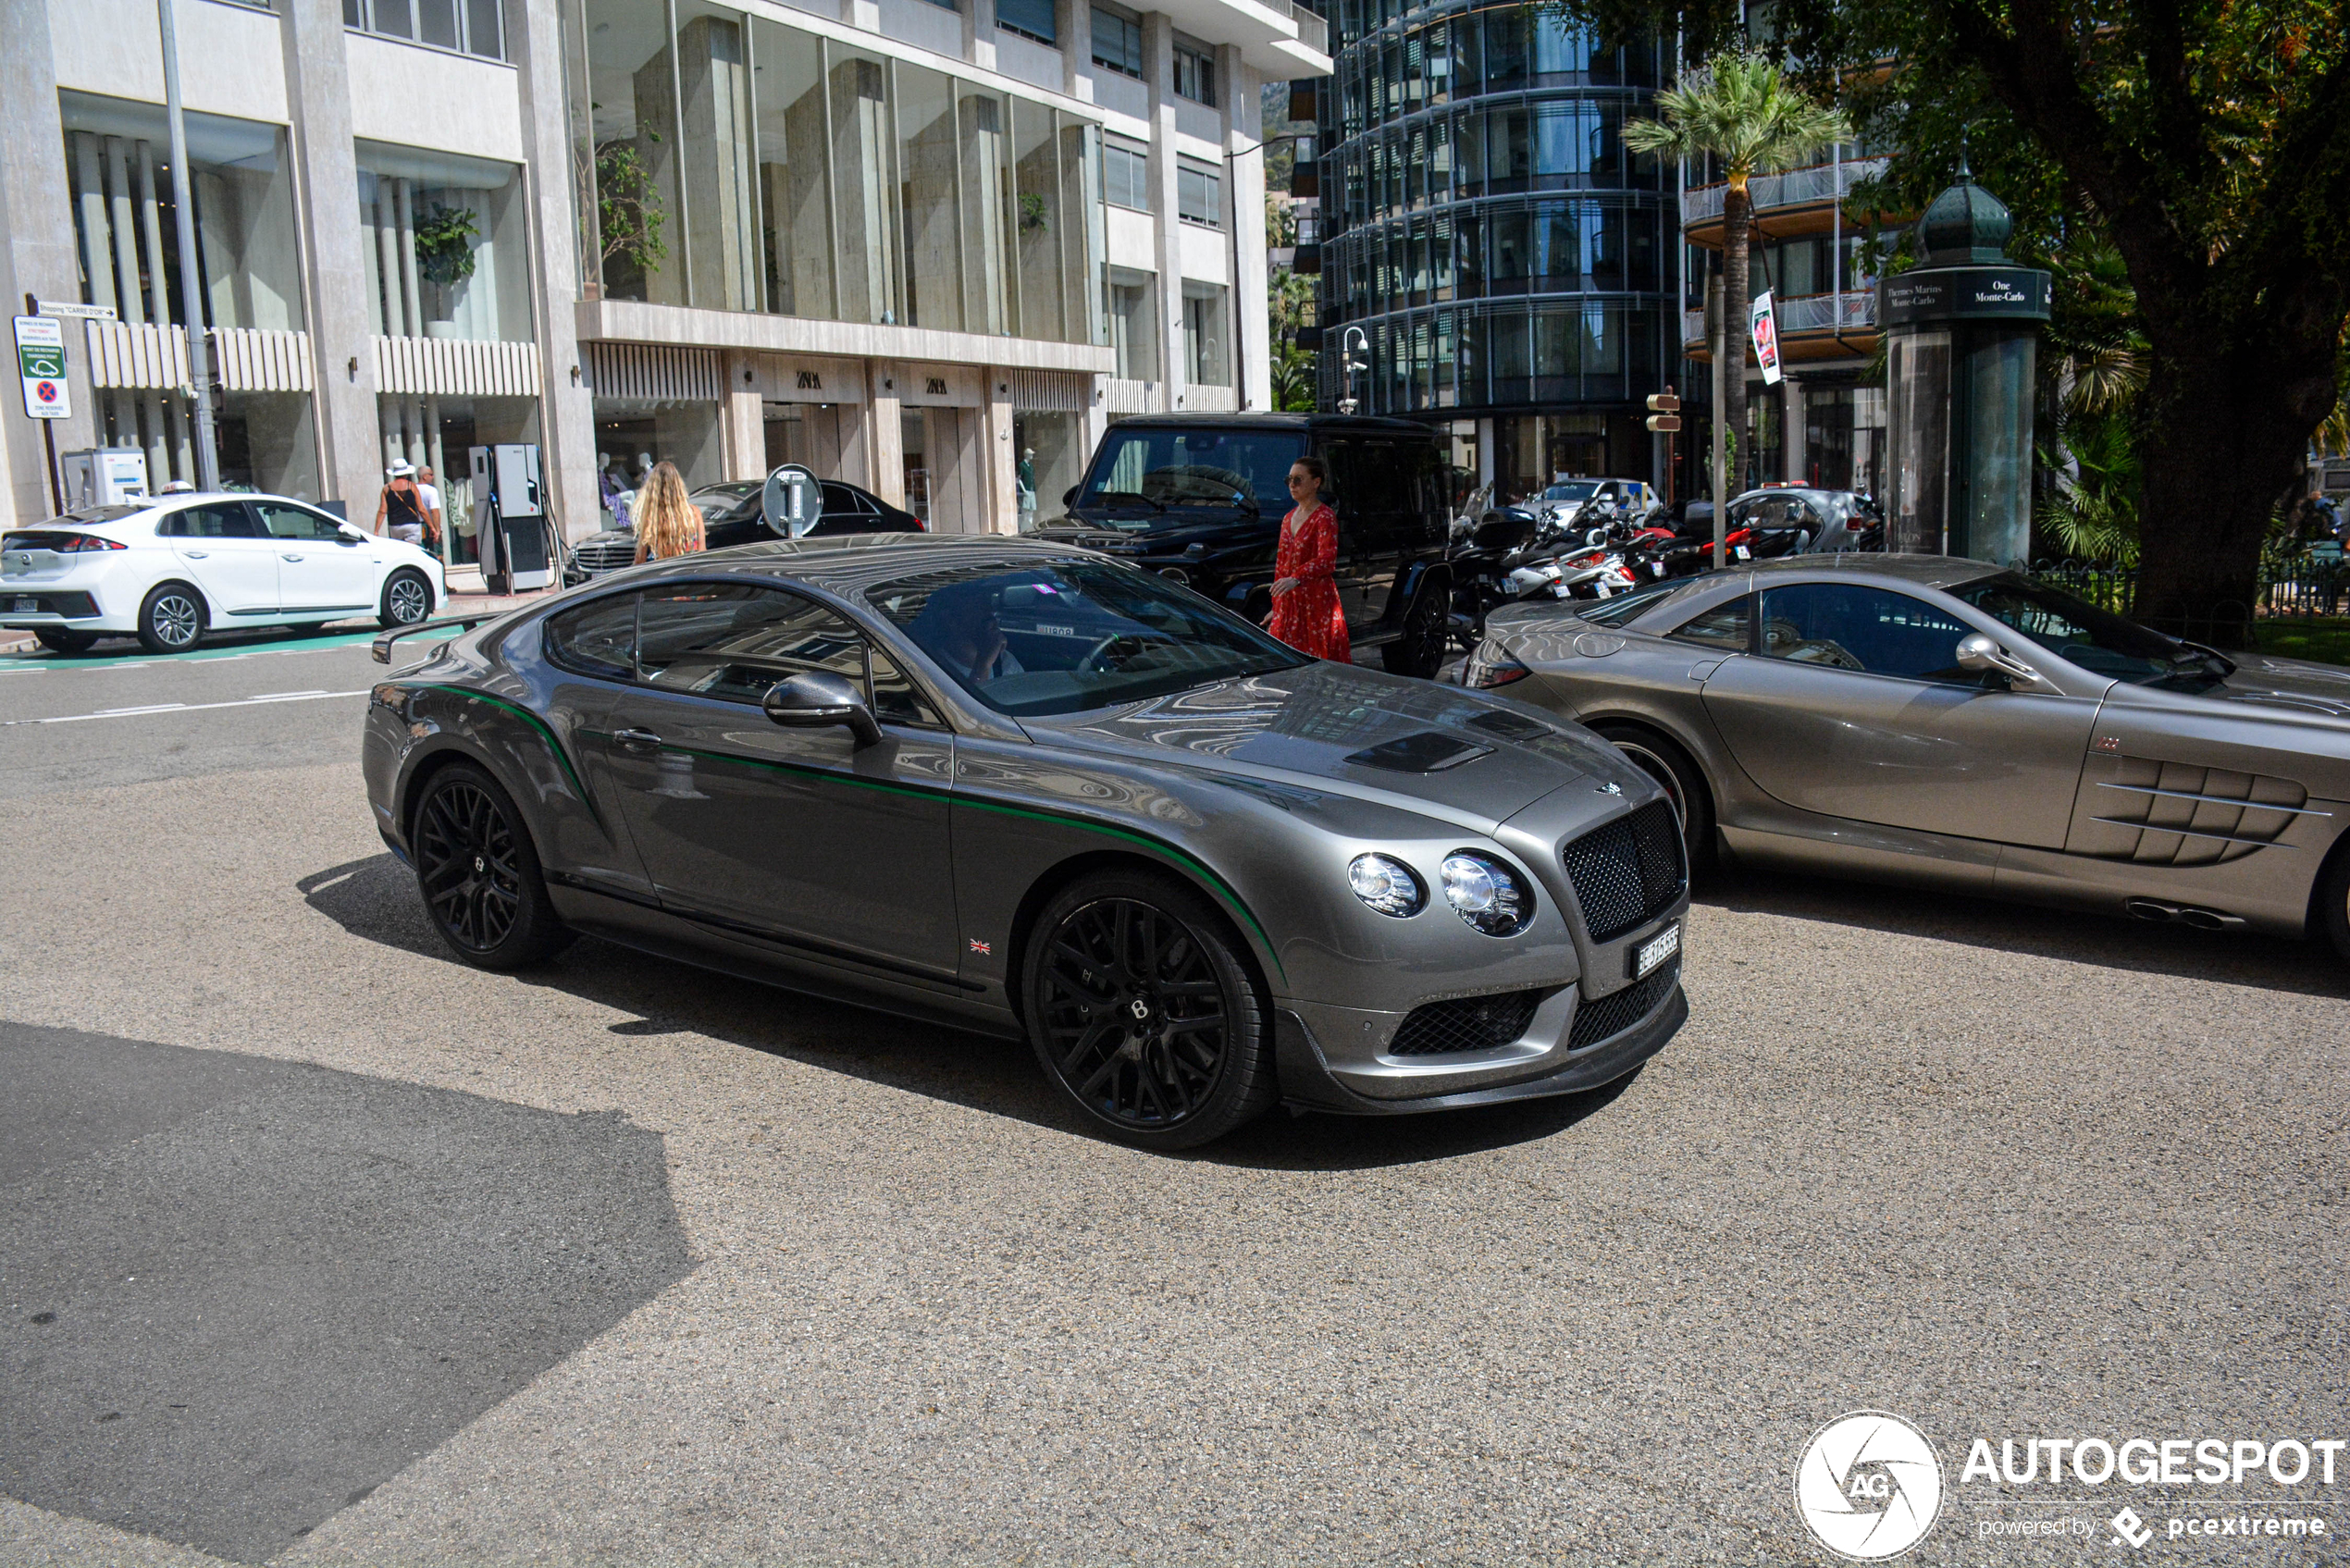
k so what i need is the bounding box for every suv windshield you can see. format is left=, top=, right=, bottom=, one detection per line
left=867, top=557, right=1308, bottom=716
left=1951, top=573, right=2229, bottom=689
left=1077, top=427, right=1304, bottom=528
left=1540, top=482, right=1600, bottom=502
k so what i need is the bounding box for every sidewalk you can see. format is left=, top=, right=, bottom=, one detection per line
left=0, top=566, right=558, bottom=655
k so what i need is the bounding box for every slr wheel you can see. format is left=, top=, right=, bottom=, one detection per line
left=411, top=762, right=573, bottom=969
left=1382, top=582, right=1449, bottom=679
left=136, top=583, right=205, bottom=654
left=1594, top=722, right=1715, bottom=873
left=380, top=568, right=432, bottom=629
left=2318, top=840, right=2350, bottom=968
left=1022, top=870, right=1275, bottom=1150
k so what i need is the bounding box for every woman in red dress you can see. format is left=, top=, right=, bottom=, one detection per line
left=1267, top=455, right=1350, bottom=662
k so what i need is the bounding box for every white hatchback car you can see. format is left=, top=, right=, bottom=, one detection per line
left=1, top=492, right=445, bottom=654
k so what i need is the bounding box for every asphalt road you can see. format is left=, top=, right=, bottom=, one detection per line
left=1, top=638, right=2345, bottom=1566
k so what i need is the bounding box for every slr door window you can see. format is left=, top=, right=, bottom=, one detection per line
left=1758, top=584, right=1985, bottom=685
left=636, top=584, right=868, bottom=702
left=1666, top=594, right=1750, bottom=650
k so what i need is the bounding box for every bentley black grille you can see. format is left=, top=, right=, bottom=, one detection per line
left=1562, top=800, right=1686, bottom=943
left=1567, top=958, right=1679, bottom=1050
left=1388, top=988, right=1546, bottom=1056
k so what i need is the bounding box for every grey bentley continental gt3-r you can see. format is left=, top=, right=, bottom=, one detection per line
left=1463, top=554, right=2350, bottom=965
left=364, top=535, right=1690, bottom=1148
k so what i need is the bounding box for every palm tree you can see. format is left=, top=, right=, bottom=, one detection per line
left=1623, top=52, right=1849, bottom=493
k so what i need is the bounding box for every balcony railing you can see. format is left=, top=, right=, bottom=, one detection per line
left=1683, top=155, right=1889, bottom=224
left=1681, top=289, right=1877, bottom=345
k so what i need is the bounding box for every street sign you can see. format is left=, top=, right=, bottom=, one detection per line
left=1750, top=290, right=1783, bottom=386
left=14, top=315, right=70, bottom=420
left=1645, top=414, right=1683, bottom=433
left=34, top=299, right=117, bottom=322
left=1646, top=391, right=1682, bottom=414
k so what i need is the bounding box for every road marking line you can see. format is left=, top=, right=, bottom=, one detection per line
left=2, top=689, right=370, bottom=727
left=248, top=689, right=329, bottom=699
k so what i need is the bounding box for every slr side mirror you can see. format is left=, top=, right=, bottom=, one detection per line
left=1956, top=633, right=2042, bottom=688
left=761, top=670, right=882, bottom=747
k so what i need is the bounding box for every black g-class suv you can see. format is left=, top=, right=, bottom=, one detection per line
left=1036, top=414, right=1453, bottom=678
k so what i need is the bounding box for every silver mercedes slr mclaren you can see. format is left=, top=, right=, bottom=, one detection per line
left=1464, top=555, right=2350, bottom=965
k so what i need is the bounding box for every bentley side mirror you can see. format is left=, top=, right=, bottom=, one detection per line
left=761, top=670, right=882, bottom=747
left=1956, top=633, right=2043, bottom=688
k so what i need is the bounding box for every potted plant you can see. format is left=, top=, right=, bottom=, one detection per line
left=414, top=204, right=479, bottom=340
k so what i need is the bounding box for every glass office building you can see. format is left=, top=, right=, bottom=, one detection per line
left=1315, top=2, right=1675, bottom=498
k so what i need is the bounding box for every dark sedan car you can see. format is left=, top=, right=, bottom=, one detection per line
left=571, top=477, right=921, bottom=579
left=367, top=537, right=1691, bottom=1148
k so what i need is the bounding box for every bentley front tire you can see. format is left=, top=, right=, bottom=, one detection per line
left=1022, top=870, right=1277, bottom=1150
left=411, top=762, right=575, bottom=970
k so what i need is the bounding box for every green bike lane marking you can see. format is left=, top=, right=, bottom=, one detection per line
left=0, top=625, right=464, bottom=672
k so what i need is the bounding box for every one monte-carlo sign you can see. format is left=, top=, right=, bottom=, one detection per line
left=1880, top=265, right=2052, bottom=327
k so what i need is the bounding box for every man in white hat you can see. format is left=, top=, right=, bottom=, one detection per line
left=376, top=460, right=430, bottom=544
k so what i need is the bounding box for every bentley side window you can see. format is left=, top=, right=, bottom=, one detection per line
left=868, top=644, right=945, bottom=727
left=637, top=584, right=868, bottom=702
left=1666, top=595, right=1751, bottom=650
left=1757, top=584, right=1989, bottom=685
left=543, top=592, right=639, bottom=683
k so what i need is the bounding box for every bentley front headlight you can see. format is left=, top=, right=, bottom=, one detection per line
left=1347, top=853, right=1425, bottom=918
left=1441, top=853, right=1532, bottom=935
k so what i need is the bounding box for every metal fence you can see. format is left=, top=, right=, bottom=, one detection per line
left=2030, top=553, right=2350, bottom=644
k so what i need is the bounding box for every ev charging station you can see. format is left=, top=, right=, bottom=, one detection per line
left=60, top=448, right=149, bottom=508
left=469, top=443, right=549, bottom=594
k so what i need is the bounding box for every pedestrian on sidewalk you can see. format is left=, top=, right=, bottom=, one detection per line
left=1267, top=455, right=1349, bottom=662
left=414, top=466, right=446, bottom=553
left=632, top=461, right=705, bottom=563
left=376, top=461, right=431, bottom=545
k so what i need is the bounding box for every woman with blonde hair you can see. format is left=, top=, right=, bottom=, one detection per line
left=632, top=461, right=705, bottom=562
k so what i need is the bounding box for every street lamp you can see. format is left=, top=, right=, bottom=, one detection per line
left=1338, top=326, right=1368, bottom=415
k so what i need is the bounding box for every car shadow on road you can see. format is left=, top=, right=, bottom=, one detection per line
left=1697, top=867, right=2350, bottom=1000
left=298, top=854, right=1641, bottom=1169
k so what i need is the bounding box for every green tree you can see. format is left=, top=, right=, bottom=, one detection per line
left=1268, top=267, right=1320, bottom=412
left=1578, top=0, right=2350, bottom=644
left=1621, top=51, right=1849, bottom=493
left=596, top=138, right=667, bottom=289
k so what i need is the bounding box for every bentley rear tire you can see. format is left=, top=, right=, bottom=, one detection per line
left=1022, top=870, right=1276, bottom=1150
left=410, top=761, right=575, bottom=970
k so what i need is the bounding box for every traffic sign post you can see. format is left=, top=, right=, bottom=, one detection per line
left=1646, top=389, right=1682, bottom=504
left=14, top=310, right=69, bottom=515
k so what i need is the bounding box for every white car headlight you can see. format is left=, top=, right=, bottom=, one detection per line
left=1347, top=853, right=1424, bottom=919
left=1440, top=852, right=1532, bottom=936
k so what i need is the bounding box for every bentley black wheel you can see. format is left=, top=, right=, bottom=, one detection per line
left=1381, top=583, right=1450, bottom=679
left=1023, top=870, right=1276, bottom=1150
left=411, top=762, right=573, bottom=969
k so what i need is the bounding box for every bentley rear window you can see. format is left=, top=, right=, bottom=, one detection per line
left=865, top=557, right=1306, bottom=717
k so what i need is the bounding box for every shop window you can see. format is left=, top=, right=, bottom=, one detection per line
left=355, top=142, right=531, bottom=342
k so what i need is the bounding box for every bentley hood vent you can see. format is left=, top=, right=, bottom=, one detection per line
left=1344, top=732, right=1493, bottom=772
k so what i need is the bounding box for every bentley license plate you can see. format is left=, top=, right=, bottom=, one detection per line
left=1632, top=922, right=1679, bottom=979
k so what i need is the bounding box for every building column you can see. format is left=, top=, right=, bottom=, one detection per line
left=1144, top=11, right=1184, bottom=412
left=869, top=366, right=906, bottom=506
left=282, top=0, right=384, bottom=521
left=1783, top=376, right=1806, bottom=484
left=829, top=400, right=871, bottom=489
left=723, top=352, right=764, bottom=480
left=983, top=372, right=1017, bottom=534
left=964, top=0, right=997, bottom=75
left=509, top=0, right=600, bottom=539
left=1222, top=45, right=1268, bottom=411
left=0, top=0, right=101, bottom=522
left=1057, top=0, right=1094, bottom=100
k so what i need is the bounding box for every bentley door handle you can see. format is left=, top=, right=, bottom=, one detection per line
left=612, top=728, right=664, bottom=751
